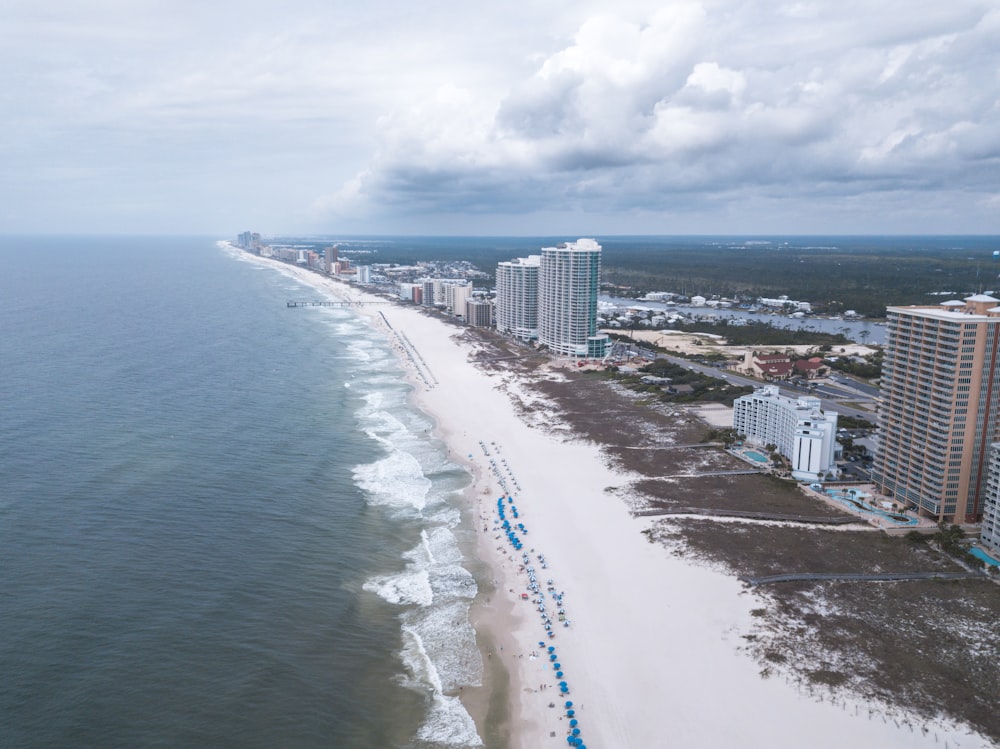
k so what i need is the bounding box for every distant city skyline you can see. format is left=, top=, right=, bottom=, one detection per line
left=2, top=1, right=999, bottom=236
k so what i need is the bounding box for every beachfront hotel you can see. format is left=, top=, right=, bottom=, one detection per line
left=872, top=295, right=1000, bottom=523
left=494, top=239, right=609, bottom=357
left=495, top=255, right=541, bottom=342
left=537, top=239, right=609, bottom=358
left=732, top=386, right=839, bottom=481
left=981, top=444, right=1000, bottom=554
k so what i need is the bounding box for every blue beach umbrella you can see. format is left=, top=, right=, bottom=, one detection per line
left=572, top=728, right=580, bottom=736
left=566, top=709, right=574, bottom=717
left=555, top=671, right=563, bottom=678
left=565, top=701, right=573, bottom=708
left=547, top=646, right=555, bottom=652
left=553, top=662, right=561, bottom=669
left=569, top=719, right=578, bottom=727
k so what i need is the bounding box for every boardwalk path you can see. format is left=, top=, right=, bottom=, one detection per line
left=742, top=571, right=984, bottom=586
left=634, top=508, right=862, bottom=524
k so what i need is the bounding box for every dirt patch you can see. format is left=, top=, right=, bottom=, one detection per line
left=657, top=519, right=965, bottom=578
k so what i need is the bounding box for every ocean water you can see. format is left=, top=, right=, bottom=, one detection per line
left=0, top=237, right=484, bottom=748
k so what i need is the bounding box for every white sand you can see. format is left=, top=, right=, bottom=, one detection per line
left=694, top=403, right=734, bottom=428
left=227, top=245, right=991, bottom=749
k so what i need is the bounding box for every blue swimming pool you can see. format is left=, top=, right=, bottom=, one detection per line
left=745, top=450, right=769, bottom=463
left=969, top=546, right=1000, bottom=568
left=823, top=489, right=918, bottom=525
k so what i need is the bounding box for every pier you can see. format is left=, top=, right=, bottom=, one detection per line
left=286, top=300, right=391, bottom=307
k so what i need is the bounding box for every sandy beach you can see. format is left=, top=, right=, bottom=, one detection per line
left=230, top=246, right=992, bottom=749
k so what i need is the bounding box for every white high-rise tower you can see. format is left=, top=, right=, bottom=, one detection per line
left=538, top=239, right=608, bottom=358
left=495, top=255, right=541, bottom=342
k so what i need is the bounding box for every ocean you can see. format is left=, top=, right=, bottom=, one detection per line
left=0, top=237, right=485, bottom=748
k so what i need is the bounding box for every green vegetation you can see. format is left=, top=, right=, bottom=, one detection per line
left=613, top=358, right=753, bottom=406
left=704, top=427, right=744, bottom=446
left=910, top=524, right=988, bottom=570
left=825, top=349, right=883, bottom=380
left=838, top=414, right=877, bottom=431
left=676, top=319, right=849, bottom=346
left=595, top=237, right=995, bottom=318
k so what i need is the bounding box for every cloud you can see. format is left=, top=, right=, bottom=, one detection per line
left=317, top=0, right=1000, bottom=232
left=1, top=0, right=997, bottom=233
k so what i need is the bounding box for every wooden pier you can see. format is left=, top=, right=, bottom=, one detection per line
left=286, top=300, right=390, bottom=307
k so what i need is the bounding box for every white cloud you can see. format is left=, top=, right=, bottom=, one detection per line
left=317, top=0, right=999, bottom=233
left=1, top=0, right=998, bottom=233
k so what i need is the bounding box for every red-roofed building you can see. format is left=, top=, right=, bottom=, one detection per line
left=742, top=351, right=794, bottom=380
left=794, top=357, right=829, bottom=379
left=742, top=351, right=829, bottom=381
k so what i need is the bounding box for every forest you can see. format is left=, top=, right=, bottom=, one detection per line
left=593, top=236, right=999, bottom=318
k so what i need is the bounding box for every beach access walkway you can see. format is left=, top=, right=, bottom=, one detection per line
left=634, top=508, right=863, bottom=524
left=742, top=571, right=984, bottom=586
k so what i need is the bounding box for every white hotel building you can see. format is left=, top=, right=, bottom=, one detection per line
left=981, top=444, right=1000, bottom=555
left=495, top=239, right=608, bottom=357
left=495, top=255, right=541, bottom=342
left=733, top=386, right=839, bottom=481
left=538, top=239, right=608, bottom=358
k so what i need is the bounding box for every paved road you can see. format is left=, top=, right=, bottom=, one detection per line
left=614, top=342, right=880, bottom=419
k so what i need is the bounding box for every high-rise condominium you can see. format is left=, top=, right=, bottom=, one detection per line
left=495, top=255, right=540, bottom=342
left=538, top=239, right=608, bottom=358
left=873, top=294, right=1000, bottom=523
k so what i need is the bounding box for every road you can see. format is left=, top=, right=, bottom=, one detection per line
left=617, top=342, right=879, bottom=420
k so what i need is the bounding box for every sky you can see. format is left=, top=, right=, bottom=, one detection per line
left=2, top=0, right=999, bottom=236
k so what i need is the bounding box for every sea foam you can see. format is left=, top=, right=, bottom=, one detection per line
left=348, top=325, right=482, bottom=747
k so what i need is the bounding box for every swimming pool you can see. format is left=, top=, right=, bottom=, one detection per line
left=823, top=489, right=918, bottom=525
left=745, top=450, right=769, bottom=463
left=969, top=546, right=1000, bottom=568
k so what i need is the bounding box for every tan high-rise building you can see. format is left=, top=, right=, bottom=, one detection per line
left=873, top=294, right=1000, bottom=523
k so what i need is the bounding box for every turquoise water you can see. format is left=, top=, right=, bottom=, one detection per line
left=970, top=547, right=1000, bottom=567
left=745, top=450, right=769, bottom=463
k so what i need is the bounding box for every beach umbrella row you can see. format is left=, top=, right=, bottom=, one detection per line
left=482, top=440, right=521, bottom=495
left=486, top=451, right=586, bottom=747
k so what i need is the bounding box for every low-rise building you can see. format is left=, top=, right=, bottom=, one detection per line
left=742, top=351, right=794, bottom=379
left=733, top=386, right=839, bottom=481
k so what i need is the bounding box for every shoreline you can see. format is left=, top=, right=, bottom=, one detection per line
left=222, top=244, right=522, bottom=743
left=223, top=243, right=992, bottom=749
